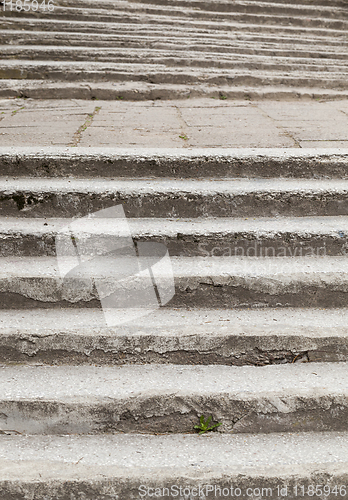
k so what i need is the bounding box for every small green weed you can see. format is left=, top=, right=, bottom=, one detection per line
left=179, top=134, right=188, bottom=140
left=194, top=415, right=222, bottom=435
left=219, top=94, right=227, bottom=100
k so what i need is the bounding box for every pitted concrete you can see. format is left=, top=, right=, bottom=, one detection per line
left=0, top=307, right=347, bottom=365
left=0, top=432, right=347, bottom=499
left=2, top=176, right=348, bottom=218
left=2, top=100, right=348, bottom=148
left=0, top=362, right=347, bottom=434
left=1, top=146, right=348, bottom=177
left=0, top=215, right=347, bottom=257
left=1, top=0, right=348, bottom=100
left=1, top=255, right=348, bottom=309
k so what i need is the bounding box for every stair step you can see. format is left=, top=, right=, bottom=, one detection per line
left=0, top=307, right=347, bottom=365
left=2, top=60, right=348, bottom=90
left=0, top=362, right=347, bottom=434
left=0, top=216, right=347, bottom=257
left=0, top=431, right=347, bottom=498
left=0, top=255, right=348, bottom=309
left=4, top=32, right=348, bottom=55
left=3, top=17, right=347, bottom=39
left=4, top=46, right=348, bottom=69
left=0, top=215, right=346, bottom=256
left=2, top=147, right=348, bottom=179
left=3, top=80, right=348, bottom=100
left=3, top=6, right=348, bottom=30
left=1, top=177, right=348, bottom=218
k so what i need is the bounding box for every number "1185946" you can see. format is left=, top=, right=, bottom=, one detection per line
left=3, top=0, right=55, bottom=11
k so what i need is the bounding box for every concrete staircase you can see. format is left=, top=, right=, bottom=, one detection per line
left=1, top=147, right=348, bottom=498
left=1, top=0, right=348, bottom=99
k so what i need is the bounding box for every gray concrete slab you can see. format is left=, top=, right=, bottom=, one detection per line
left=1, top=215, right=348, bottom=257
left=0, top=98, right=347, bottom=148
left=0, top=432, right=347, bottom=500
left=0, top=362, right=347, bottom=434
left=1, top=147, right=348, bottom=178
left=2, top=176, right=348, bottom=218
left=0, top=307, right=347, bottom=365
left=1, top=254, right=348, bottom=309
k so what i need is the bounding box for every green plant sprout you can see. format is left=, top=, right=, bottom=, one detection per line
left=194, top=415, right=222, bottom=435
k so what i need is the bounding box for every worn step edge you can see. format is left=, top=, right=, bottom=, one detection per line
left=1, top=177, right=348, bottom=218
left=2, top=80, right=348, bottom=100
left=0, top=432, right=347, bottom=499
left=2, top=61, right=348, bottom=88
left=1, top=255, right=348, bottom=308
left=0, top=362, right=347, bottom=434
left=1, top=147, right=348, bottom=179
left=1, top=216, right=348, bottom=257
left=0, top=307, right=347, bottom=365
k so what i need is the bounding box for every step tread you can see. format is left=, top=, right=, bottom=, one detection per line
left=2, top=177, right=348, bottom=194
left=1, top=215, right=348, bottom=237
left=0, top=431, right=347, bottom=473
left=0, top=362, right=346, bottom=399
left=0, top=254, right=348, bottom=277
left=2, top=80, right=348, bottom=100
left=1, top=306, right=348, bottom=331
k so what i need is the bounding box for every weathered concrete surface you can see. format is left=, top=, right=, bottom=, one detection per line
left=1, top=145, right=348, bottom=177
left=0, top=432, right=348, bottom=499
left=2, top=99, right=348, bottom=149
left=2, top=255, right=348, bottom=309
left=0, top=432, right=347, bottom=499
left=0, top=178, right=348, bottom=218
left=1, top=216, right=348, bottom=257
left=2, top=177, right=348, bottom=218
left=0, top=307, right=347, bottom=365
left=2, top=81, right=348, bottom=101
left=1, top=0, right=348, bottom=99
left=0, top=362, right=347, bottom=434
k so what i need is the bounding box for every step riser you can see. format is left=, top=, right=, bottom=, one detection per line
left=3, top=9, right=348, bottom=31
left=1, top=192, right=348, bottom=218
left=0, top=329, right=343, bottom=366
left=1, top=433, right=347, bottom=500
left=1, top=67, right=348, bottom=90
left=0, top=233, right=340, bottom=257
left=4, top=50, right=348, bottom=70
left=1, top=394, right=347, bottom=435
left=1, top=275, right=348, bottom=309
left=1, top=473, right=348, bottom=500
left=36, top=0, right=348, bottom=19
left=3, top=20, right=346, bottom=40
left=4, top=38, right=348, bottom=56
left=2, top=150, right=347, bottom=178
left=3, top=82, right=348, bottom=100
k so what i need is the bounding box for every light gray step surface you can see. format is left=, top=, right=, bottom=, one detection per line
left=0, top=432, right=347, bottom=499
left=2, top=147, right=347, bottom=179
left=1, top=307, right=348, bottom=365
left=2, top=60, right=348, bottom=89
left=3, top=31, right=348, bottom=55
left=0, top=362, right=348, bottom=434
left=1, top=255, right=348, bottom=309
left=45, top=0, right=348, bottom=19
left=2, top=4, right=348, bottom=30
left=3, top=17, right=347, bottom=39
left=4, top=46, right=348, bottom=70
left=3, top=79, right=348, bottom=100
left=2, top=177, right=348, bottom=218
left=1, top=216, right=348, bottom=257
left=2, top=0, right=348, bottom=99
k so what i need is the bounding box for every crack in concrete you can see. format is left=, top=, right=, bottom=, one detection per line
left=251, top=102, right=301, bottom=148
left=175, top=105, right=190, bottom=148
left=69, top=105, right=101, bottom=147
